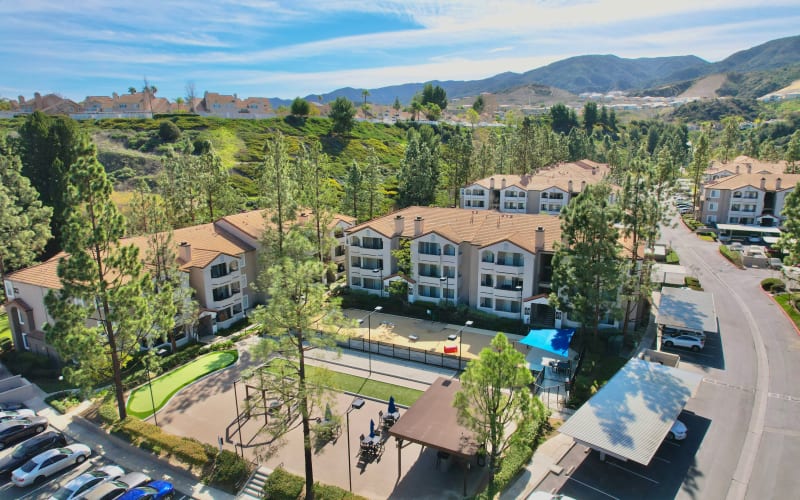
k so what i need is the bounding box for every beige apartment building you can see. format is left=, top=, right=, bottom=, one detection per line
left=700, top=173, right=800, bottom=226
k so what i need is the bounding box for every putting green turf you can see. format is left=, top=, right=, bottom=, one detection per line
left=127, top=350, right=237, bottom=419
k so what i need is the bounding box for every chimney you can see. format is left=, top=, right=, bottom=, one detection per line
left=178, top=242, right=191, bottom=263
left=394, top=215, right=404, bottom=235
left=489, top=177, right=495, bottom=189
left=735, top=165, right=740, bottom=174
left=413, top=216, right=424, bottom=237
left=581, top=180, right=587, bottom=191
left=776, top=177, right=782, bottom=190
left=568, top=180, right=573, bottom=192
left=535, top=227, right=545, bottom=251
left=501, top=178, right=506, bottom=189
left=747, top=163, right=752, bottom=174
left=760, top=177, right=766, bottom=189
left=592, top=167, right=597, bottom=175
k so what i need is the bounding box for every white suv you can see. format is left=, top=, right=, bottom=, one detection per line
left=662, top=335, right=704, bottom=352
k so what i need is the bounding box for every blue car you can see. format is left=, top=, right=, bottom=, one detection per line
left=117, top=480, right=174, bottom=500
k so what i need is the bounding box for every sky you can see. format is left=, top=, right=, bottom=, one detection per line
left=1, top=0, right=799, bottom=102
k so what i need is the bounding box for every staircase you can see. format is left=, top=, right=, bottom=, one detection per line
left=237, top=466, right=269, bottom=499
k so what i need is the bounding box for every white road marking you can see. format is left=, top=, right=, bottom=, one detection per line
left=607, top=461, right=660, bottom=484
left=564, top=476, right=621, bottom=499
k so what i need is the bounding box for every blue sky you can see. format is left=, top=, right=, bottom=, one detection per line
left=1, top=1, right=799, bottom=102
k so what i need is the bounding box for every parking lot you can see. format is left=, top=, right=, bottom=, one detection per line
left=0, top=425, right=191, bottom=500
left=660, top=329, right=725, bottom=370
left=538, top=410, right=711, bottom=499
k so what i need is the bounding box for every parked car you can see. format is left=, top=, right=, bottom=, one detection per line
left=49, top=465, right=125, bottom=500
left=667, top=419, right=688, bottom=441
left=84, top=472, right=151, bottom=500
left=662, top=335, right=704, bottom=352
left=0, top=431, right=67, bottom=478
left=0, top=415, right=49, bottom=450
left=0, top=409, right=36, bottom=422
left=11, top=443, right=91, bottom=487
left=0, top=402, right=27, bottom=412
left=117, top=480, right=175, bottom=500
left=662, top=327, right=706, bottom=342
left=769, top=258, right=784, bottom=270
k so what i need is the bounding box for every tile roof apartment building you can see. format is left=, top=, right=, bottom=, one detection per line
left=346, top=206, right=570, bottom=328
left=3, top=210, right=354, bottom=360
left=460, top=160, right=610, bottom=215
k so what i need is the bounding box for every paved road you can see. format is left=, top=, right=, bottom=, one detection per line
left=660, top=219, right=800, bottom=499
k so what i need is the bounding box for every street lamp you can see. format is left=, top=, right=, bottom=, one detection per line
left=516, top=284, right=524, bottom=335
left=439, top=275, right=449, bottom=306
left=459, top=320, right=473, bottom=371
left=345, top=398, right=361, bottom=492
left=357, top=306, right=383, bottom=375
left=373, top=267, right=383, bottom=298
left=143, top=360, right=158, bottom=428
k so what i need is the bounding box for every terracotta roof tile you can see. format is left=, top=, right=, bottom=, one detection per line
left=706, top=173, right=800, bottom=191
left=470, top=160, right=610, bottom=192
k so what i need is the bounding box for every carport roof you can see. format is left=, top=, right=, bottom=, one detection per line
left=656, top=287, right=717, bottom=333
left=559, top=358, right=702, bottom=465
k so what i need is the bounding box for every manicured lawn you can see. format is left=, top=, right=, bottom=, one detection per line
left=0, top=314, right=12, bottom=350
left=127, top=350, right=237, bottom=419
left=264, top=364, right=423, bottom=407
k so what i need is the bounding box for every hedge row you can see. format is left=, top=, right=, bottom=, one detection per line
left=719, top=245, right=745, bottom=268
left=116, top=417, right=215, bottom=466
left=263, top=467, right=368, bottom=500
left=761, top=277, right=786, bottom=293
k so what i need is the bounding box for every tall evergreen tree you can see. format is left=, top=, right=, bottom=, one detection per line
left=258, top=132, right=298, bottom=258
left=296, top=141, right=339, bottom=263
left=397, top=127, right=439, bottom=207
left=550, top=183, right=623, bottom=339
left=44, top=136, right=176, bottom=420
left=582, top=101, right=598, bottom=133
left=442, top=128, right=473, bottom=207
left=344, top=161, right=362, bottom=221
left=362, top=149, right=384, bottom=220
left=250, top=230, right=348, bottom=500
left=688, top=129, right=712, bottom=212
left=0, top=138, right=53, bottom=286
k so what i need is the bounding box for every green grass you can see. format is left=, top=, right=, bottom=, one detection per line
left=0, top=314, right=12, bottom=350
left=719, top=244, right=744, bottom=268
left=775, top=293, right=800, bottom=328
left=567, top=343, right=627, bottom=409
left=264, top=364, right=423, bottom=407
left=127, top=350, right=237, bottom=418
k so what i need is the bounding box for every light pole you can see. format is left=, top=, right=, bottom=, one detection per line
left=358, top=306, right=383, bottom=375
left=373, top=267, right=383, bottom=298
left=345, top=399, right=360, bottom=492
left=516, top=284, right=524, bottom=335
left=440, top=275, right=449, bottom=306
left=145, top=363, right=158, bottom=428
left=232, top=378, right=245, bottom=458
left=459, top=320, right=473, bottom=371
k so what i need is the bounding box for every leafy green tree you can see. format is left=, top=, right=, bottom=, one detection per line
left=779, top=186, right=800, bottom=264
left=454, top=333, right=536, bottom=499
left=295, top=141, right=339, bottom=263
left=393, top=97, right=402, bottom=114
left=362, top=149, right=384, bottom=220
left=549, top=103, right=578, bottom=135
left=391, top=238, right=411, bottom=276
left=472, top=95, right=485, bottom=114
left=44, top=136, right=176, bottom=420
left=466, top=108, right=480, bottom=129
left=550, top=182, right=623, bottom=339
left=18, top=111, right=82, bottom=254
left=158, top=120, right=181, bottom=142
left=409, top=97, right=423, bottom=121
left=158, top=146, right=203, bottom=227
left=195, top=142, right=237, bottom=221
left=250, top=230, right=348, bottom=500
left=421, top=83, right=447, bottom=110
left=688, top=129, right=711, bottom=212
left=719, top=116, right=742, bottom=163
left=329, top=97, right=356, bottom=135
left=290, top=97, right=311, bottom=117
left=397, top=127, right=439, bottom=207
left=423, top=103, right=441, bottom=121
left=0, top=139, right=53, bottom=286
left=442, top=128, right=474, bottom=207
left=785, top=130, right=800, bottom=171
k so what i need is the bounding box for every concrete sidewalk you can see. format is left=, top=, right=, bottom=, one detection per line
left=23, top=391, right=234, bottom=500
left=501, top=432, right=576, bottom=500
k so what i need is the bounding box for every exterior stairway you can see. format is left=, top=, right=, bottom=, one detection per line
left=237, top=466, right=269, bottom=500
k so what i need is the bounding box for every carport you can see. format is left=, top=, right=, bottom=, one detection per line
left=558, top=358, right=702, bottom=465
left=388, top=377, right=481, bottom=496
left=656, top=287, right=717, bottom=336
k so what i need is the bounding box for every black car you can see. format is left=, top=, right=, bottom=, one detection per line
left=0, top=430, right=67, bottom=478
left=0, top=416, right=49, bottom=450
left=0, top=402, right=26, bottom=412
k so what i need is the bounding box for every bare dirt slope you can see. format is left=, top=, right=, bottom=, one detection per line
left=679, top=74, right=728, bottom=99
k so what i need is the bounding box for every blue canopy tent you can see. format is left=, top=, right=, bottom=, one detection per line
left=519, top=328, right=576, bottom=371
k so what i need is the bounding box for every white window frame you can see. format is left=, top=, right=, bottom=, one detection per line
left=17, top=308, right=24, bottom=325
left=21, top=333, right=29, bottom=350
left=3, top=281, right=14, bottom=299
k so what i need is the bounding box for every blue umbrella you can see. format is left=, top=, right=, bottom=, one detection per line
left=388, top=396, right=397, bottom=414
left=369, top=419, right=376, bottom=438
left=324, top=404, right=332, bottom=422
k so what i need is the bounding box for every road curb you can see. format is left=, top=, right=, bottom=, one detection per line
left=761, top=289, right=800, bottom=337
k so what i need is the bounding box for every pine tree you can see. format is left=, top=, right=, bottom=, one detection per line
left=44, top=136, right=176, bottom=420
left=0, top=138, right=53, bottom=287
left=397, top=127, right=439, bottom=207
left=258, top=132, right=298, bottom=258
left=295, top=141, right=339, bottom=263
left=550, top=182, right=623, bottom=338
left=250, top=230, right=348, bottom=500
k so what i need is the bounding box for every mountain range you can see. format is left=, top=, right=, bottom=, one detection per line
left=271, top=35, right=800, bottom=107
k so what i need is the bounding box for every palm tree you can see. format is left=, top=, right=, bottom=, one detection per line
left=361, top=89, right=370, bottom=119
left=128, top=87, right=136, bottom=94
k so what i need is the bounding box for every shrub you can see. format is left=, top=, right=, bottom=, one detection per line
left=761, top=277, right=785, bottom=293
left=313, top=482, right=367, bottom=500
left=666, top=249, right=680, bottom=264
left=685, top=276, right=703, bottom=291
left=719, top=244, right=744, bottom=268
left=200, top=339, right=235, bottom=354
left=98, top=399, right=120, bottom=425
left=45, top=392, right=81, bottom=414
left=215, top=317, right=251, bottom=337
left=158, top=120, right=182, bottom=142
left=205, top=450, right=251, bottom=493
left=116, top=417, right=214, bottom=466
left=263, top=467, right=305, bottom=500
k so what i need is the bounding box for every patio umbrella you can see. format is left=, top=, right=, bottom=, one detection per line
left=388, top=396, right=397, bottom=414
left=324, top=404, right=332, bottom=422
left=369, top=419, right=376, bottom=438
